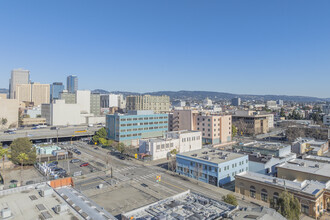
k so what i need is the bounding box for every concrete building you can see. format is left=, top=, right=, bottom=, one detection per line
left=106, top=110, right=169, bottom=145
left=172, top=109, right=198, bottom=131
left=100, top=93, right=125, bottom=109
left=0, top=98, right=19, bottom=129
left=50, top=82, right=64, bottom=100
left=277, top=100, right=284, bottom=106
left=322, top=104, right=330, bottom=115
left=139, top=130, right=202, bottom=160
left=323, top=114, right=330, bottom=126
left=16, top=83, right=50, bottom=106
left=277, top=159, right=330, bottom=183
left=232, top=111, right=269, bottom=135
left=76, top=90, right=91, bottom=114
left=172, top=100, right=186, bottom=107
left=176, top=148, right=248, bottom=186
left=203, top=97, right=213, bottom=107
left=231, top=97, right=241, bottom=106
left=122, top=190, right=238, bottom=220
left=41, top=100, right=81, bottom=126
left=235, top=171, right=330, bottom=218
left=126, top=95, right=170, bottom=113
left=90, top=93, right=100, bottom=116
left=234, top=141, right=291, bottom=158
left=66, top=75, right=78, bottom=93
left=59, top=90, right=76, bottom=104
left=24, top=107, right=41, bottom=118
left=0, top=93, right=7, bottom=99
left=303, top=155, right=330, bottom=164
left=9, top=68, right=30, bottom=99
left=292, top=137, right=329, bottom=156
left=21, top=118, right=46, bottom=126
left=266, top=100, right=277, bottom=108
left=195, top=113, right=232, bottom=145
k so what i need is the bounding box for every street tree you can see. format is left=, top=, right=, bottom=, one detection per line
left=92, top=127, right=107, bottom=143
left=10, top=138, right=36, bottom=165
left=275, top=191, right=300, bottom=220
left=0, top=145, right=9, bottom=185
left=222, top=194, right=238, bottom=206
left=232, top=125, right=237, bottom=138
left=17, top=153, right=29, bottom=186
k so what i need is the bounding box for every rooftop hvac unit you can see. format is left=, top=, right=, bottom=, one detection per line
left=40, top=188, right=53, bottom=197
left=54, top=204, right=68, bottom=214
left=273, top=178, right=278, bottom=183
left=1, top=208, right=11, bottom=218
left=315, top=164, right=320, bottom=168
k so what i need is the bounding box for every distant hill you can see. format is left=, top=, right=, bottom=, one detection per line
left=0, top=88, right=8, bottom=94
left=92, top=89, right=330, bottom=103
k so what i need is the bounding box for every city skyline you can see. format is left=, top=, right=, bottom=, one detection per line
left=1, top=1, right=330, bottom=97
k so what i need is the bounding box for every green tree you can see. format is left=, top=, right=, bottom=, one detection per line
left=280, top=108, right=286, bottom=117
left=222, top=194, right=238, bottom=206
left=232, top=125, right=237, bottom=138
left=98, top=138, right=108, bottom=146
left=36, top=114, right=42, bottom=118
left=17, top=153, right=29, bottom=186
left=92, top=127, right=107, bottom=143
left=170, top=149, right=178, bottom=154
left=0, top=145, right=9, bottom=185
left=1, top=118, right=8, bottom=127
left=275, top=191, right=300, bottom=220
left=116, top=142, right=126, bottom=154
left=10, top=138, right=36, bottom=165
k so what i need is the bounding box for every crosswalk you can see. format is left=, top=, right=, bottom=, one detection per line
left=113, top=165, right=137, bottom=173
left=132, top=172, right=158, bottom=182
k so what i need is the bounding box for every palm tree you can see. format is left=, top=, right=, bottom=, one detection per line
left=0, top=145, right=9, bottom=185
left=17, top=153, right=29, bottom=186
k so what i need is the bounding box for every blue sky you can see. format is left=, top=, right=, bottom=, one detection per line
left=0, top=0, right=329, bottom=97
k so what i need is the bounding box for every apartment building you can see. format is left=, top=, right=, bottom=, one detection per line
left=176, top=148, right=248, bottom=186
left=126, top=95, right=170, bottom=113
left=106, top=110, right=169, bottom=146
left=235, top=171, right=330, bottom=218
left=195, top=113, right=232, bottom=145
left=139, top=130, right=202, bottom=160
left=171, top=109, right=198, bottom=131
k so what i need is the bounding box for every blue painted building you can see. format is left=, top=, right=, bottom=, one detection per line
left=106, top=110, right=169, bottom=145
left=176, top=148, right=248, bottom=186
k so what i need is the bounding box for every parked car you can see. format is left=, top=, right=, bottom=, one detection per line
left=26, top=180, right=35, bottom=185
left=70, top=159, right=80, bottom=163
left=76, top=151, right=81, bottom=155
left=80, top=162, right=89, bottom=167
left=94, top=147, right=99, bottom=150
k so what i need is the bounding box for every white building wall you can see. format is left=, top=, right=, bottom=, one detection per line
left=51, top=100, right=82, bottom=126
left=76, top=90, right=91, bottom=114
left=109, top=94, right=119, bottom=107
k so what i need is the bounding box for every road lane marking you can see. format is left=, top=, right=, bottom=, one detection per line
left=160, top=180, right=187, bottom=191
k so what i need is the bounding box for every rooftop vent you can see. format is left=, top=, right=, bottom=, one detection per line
left=300, top=162, right=306, bottom=167
left=315, top=164, right=320, bottom=168
left=273, top=178, right=278, bottom=183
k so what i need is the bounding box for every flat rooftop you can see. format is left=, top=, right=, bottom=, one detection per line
left=294, top=138, right=327, bottom=146
left=304, top=155, right=330, bottom=163
left=122, top=190, right=236, bottom=220
left=177, top=148, right=246, bottom=164
left=0, top=184, right=81, bottom=220
left=277, top=159, right=330, bottom=178
left=237, top=171, right=329, bottom=196
left=239, top=141, right=291, bottom=150
left=226, top=207, right=286, bottom=220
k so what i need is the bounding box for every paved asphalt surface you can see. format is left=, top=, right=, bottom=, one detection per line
left=71, top=141, right=260, bottom=210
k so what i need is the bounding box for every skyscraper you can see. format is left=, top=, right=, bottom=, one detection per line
left=50, top=82, right=64, bottom=100
left=9, top=68, right=30, bottom=99
left=67, top=75, right=78, bottom=93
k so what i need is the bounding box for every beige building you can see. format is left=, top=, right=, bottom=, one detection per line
left=126, top=95, right=170, bottom=113
left=277, top=159, right=330, bottom=183
left=0, top=98, right=19, bottom=128
left=195, top=113, right=232, bottom=145
left=232, top=112, right=269, bottom=135
left=22, top=118, right=46, bottom=126
left=172, top=109, right=198, bottom=131
left=9, top=68, right=30, bottom=99
left=0, top=93, right=7, bottom=99
left=236, top=171, right=330, bottom=218
left=16, top=83, right=50, bottom=106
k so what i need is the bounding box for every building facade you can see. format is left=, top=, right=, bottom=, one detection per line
left=292, top=138, right=329, bottom=156
left=16, top=83, right=50, bottom=106
left=66, top=75, right=78, bottom=93
left=9, top=68, right=30, bottom=99
left=50, top=82, right=64, bottom=100
left=90, top=93, right=100, bottom=116
left=231, top=97, right=241, bottom=106
left=235, top=171, right=330, bottom=219
left=126, top=95, right=170, bottom=113
left=139, top=130, right=202, bottom=160
left=106, top=110, right=169, bottom=145
left=171, top=109, right=198, bottom=131
left=195, top=114, right=232, bottom=145
left=0, top=98, right=19, bottom=128
left=176, top=148, right=248, bottom=186
left=59, top=91, right=76, bottom=104
left=232, top=114, right=269, bottom=135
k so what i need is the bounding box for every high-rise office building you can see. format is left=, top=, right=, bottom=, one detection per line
left=231, top=97, right=241, bottom=106
left=50, top=82, right=64, bottom=100
left=16, top=83, right=50, bottom=106
left=9, top=68, right=30, bottom=99
left=67, top=75, right=78, bottom=93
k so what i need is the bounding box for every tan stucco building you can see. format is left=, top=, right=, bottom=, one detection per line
left=16, top=83, right=50, bottom=106
left=126, top=95, right=170, bottom=113
left=235, top=171, right=330, bottom=218
left=0, top=98, right=19, bottom=128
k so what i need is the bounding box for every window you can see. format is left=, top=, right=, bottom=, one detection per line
left=250, top=186, right=256, bottom=198
left=273, top=192, right=279, bottom=204
left=208, top=119, right=210, bottom=121
left=208, top=124, right=210, bottom=127
left=261, top=189, right=268, bottom=202
left=301, top=204, right=309, bottom=214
